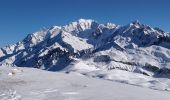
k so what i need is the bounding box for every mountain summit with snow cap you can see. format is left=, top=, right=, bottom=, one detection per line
left=0, top=19, right=170, bottom=77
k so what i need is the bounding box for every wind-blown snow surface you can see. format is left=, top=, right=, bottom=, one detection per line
left=1, top=19, right=170, bottom=92
left=0, top=66, right=170, bottom=100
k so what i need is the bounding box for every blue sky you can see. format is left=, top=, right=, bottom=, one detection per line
left=0, top=0, right=170, bottom=47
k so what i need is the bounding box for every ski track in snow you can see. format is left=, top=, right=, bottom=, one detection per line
left=29, top=89, right=79, bottom=100
left=0, top=89, right=21, bottom=100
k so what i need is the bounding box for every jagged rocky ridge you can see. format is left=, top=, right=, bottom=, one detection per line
left=0, top=19, right=170, bottom=78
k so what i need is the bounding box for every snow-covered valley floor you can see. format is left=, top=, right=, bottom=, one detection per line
left=0, top=66, right=170, bottom=100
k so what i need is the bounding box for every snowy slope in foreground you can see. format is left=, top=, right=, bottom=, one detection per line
left=0, top=66, right=170, bottom=100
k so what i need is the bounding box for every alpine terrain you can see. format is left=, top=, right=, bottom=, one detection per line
left=0, top=19, right=170, bottom=100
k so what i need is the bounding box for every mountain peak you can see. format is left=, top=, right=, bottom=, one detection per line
left=77, top=18, right=95, bottom=23
left=129, top=20, right=143, bottom=27
left=63, top=19, right=98, bottom=32
left=132, top=20, right=140, bottom=25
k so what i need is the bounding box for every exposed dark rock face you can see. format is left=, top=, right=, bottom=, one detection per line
left=94, top=55, right=111, bottom=63
left=142, top=63, right=160, bottom=73
left=155, top=68, right=170, bottom=78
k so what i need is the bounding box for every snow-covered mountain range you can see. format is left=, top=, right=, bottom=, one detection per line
left=1, top=19, right=170, bottom=90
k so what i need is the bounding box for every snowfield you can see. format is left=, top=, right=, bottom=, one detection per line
left=0, top=66, right=170, bottom=100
